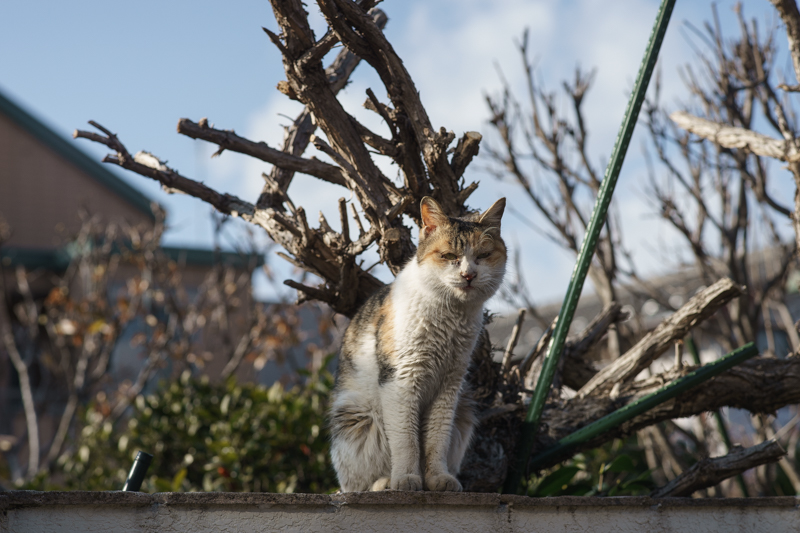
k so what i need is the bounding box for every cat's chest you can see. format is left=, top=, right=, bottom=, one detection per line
left=391, top=298, right=481, bottom=364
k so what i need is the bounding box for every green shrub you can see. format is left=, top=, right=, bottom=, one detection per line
left=42, top=361, right=337, bottom=493
left=526, top=436, right=654, bottom=497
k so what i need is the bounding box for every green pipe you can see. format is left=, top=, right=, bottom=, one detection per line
left=503, top=0, right=677, bottom=494
left=685, top=337, right=749, bottom=496
left=525, top=343, right=758, bottom=473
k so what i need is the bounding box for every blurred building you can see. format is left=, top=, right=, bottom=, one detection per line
left=0, top=89, right=266, bottom=473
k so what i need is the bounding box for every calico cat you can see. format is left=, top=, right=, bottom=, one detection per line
left=329, top=196, right=506, bottom=492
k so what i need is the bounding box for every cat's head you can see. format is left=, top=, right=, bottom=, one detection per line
left=416, top=196, right=507, bottom=303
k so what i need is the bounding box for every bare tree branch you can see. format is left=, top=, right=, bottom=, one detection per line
left=769, top=0, right=800, bottom=89
left=1, top=317, right=39, bottom=477
left=316, top=0, right=470, bottom=214
left=261, top=7, right=388, bottom=208
left=451, top=131, right=483, bottom=179
left=560, top=303, right=629, bottom=391
left=176, top=118, right=349, bottom=188
left=501, top=308, right=526, bottom=374
left=651, top=440, right=785, bottom=498
left=670, top=111, right=800, bottom=162
left=538, top=355, right=800, bottom=469
left=74, top=123, right=384, bottom=316
left=579, top=278, right=744, bottom=397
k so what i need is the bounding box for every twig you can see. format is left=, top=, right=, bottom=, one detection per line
left=457, top=181, right=479, bottom=204
left=346, top=226, right=380, bottom=255
left=298, top=31, right=341, bottom=70
left=350, top=203, right=365, bottom=236
left=284, top=279, right=335, bottom=305
left=386, top=195, right=412, bottom=222
left=220, top=327, right=257, bottom=380
left=338, top=198, right=351, bottom=245
left=762, top=416, right=800, bottom=494
left=1, top=321, right=39, bottom=477
left=451, top=131, right=482, bottom=179
left=651, top=439, right=785, bottom=497
left=518, top=317, right=555, bottom=381
left=45, top=395, right=78, bottom=466
left=501, top=308, right=526, bottom=373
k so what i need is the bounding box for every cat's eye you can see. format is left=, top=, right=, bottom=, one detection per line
left=477, top=252, right=492, bottom=260
left=441, top=253, right=458, bottom=261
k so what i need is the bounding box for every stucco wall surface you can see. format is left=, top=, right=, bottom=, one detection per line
left=2, top=491, right=799, bottom=533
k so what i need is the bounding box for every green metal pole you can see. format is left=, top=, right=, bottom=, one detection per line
left=526, top=343, right=758, bottom=472
left=685, top=337, right=749, bottom=496
left=503, top=0, right=677, bottom=494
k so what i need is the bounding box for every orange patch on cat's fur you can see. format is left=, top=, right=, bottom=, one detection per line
left=420, top=248, right=445, bottom=264
left=418, top=228, right=453, bottom=264
left=375, top=295, right=398, bottom=363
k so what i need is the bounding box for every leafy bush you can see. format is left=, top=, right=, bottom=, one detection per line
left=526, top=436, right=654, bottom=497
left=39, top=360, right=337, bottom=493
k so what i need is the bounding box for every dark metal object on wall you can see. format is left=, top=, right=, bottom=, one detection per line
left=122, top=451, right=153, bottom=492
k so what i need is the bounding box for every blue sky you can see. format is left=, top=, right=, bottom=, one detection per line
left=1, top=0, right=790, bottom=308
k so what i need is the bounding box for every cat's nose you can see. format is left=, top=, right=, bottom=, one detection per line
left=461, top=272, right=476, bottom=282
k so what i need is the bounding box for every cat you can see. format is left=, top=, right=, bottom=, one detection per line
left=329, top=196, right=506, bottom=492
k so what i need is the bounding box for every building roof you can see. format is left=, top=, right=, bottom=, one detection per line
left=161, top=246, right=265, bottom=269
left=0, top=247, right=72, bottom=271
left=0, top=89, right=154, bottom=219
left=0, top=245, right=264, bottom=272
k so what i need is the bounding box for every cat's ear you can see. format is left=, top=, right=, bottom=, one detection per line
left=478, top=198, right=506, bottom=229
left=420, top=197, right=448, bottom=240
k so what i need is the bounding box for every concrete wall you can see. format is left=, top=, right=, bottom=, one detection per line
left=2, top=491, right=799, bottom=533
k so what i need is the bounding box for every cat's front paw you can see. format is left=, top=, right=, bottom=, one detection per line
left=425, top=473, right=462, bottom=492
left=391, top=474, right=423, bottom=491
left=370, top=477, right=391, bottom=491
